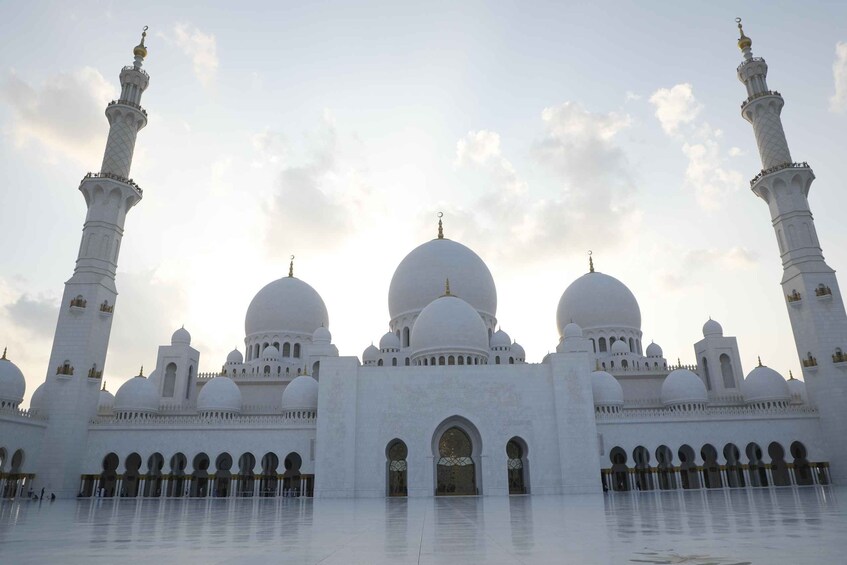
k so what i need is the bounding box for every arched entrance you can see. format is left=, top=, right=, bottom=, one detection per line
left=436, top=427, right=477, bottom=496
left=506, top=438, right=528, bottom=495
left=215, top=453, right=233, bottom=497
left=386, top=439, right=408, bottom=497
left=791, top=441, right=813, bottom=486
left=191, top=453, right=210, bottom=497
left=168, top=453, right=188, bottom=497
left=99, top=453, right=119, bottom=497
left=260, top=453, right=279, bottom=496
left=237, top=453, right=256, bottom=496
left=145, top=453, right=164, bottom=497
left=282, top=452, right=302, bottom=496
left=609, top=447, right=629, bottom=491
left=123, top=453, right=142, bottom=497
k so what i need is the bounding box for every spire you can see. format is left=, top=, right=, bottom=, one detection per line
left=789, top=370, right=795, bottom=381
left=138, top=365, right=144, bottom=377
left=444, top=278, right=452, bottom=296
left=588, top=250, right=594, bottom=273
left=289, top=255, right=295, bottom=278
left=736, top=18, right=752, bottom=58
left=757, top=356, right=763, bottom=367
left=101, top=380, right=107, bottom=391
left=1, top=347, right=5, bottom=360
left=437, top=212, right=444, bottom=239
left=133, top=26, right=149, bottom=66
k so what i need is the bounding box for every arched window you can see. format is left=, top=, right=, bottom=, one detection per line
left=186, top=365, right=193, bottom=399
left=628, top=338, right=634, bottom=352
left=599, top=338, right=607, bottom=352
left=282, top=343, right=291, bottom=357
left=509, top=357, right=514, bottom=364
left=702, top=357, right=712, bottom=390
left=495, top=356, right=501, bottom=365
left=392, top=357, right=397, bottom=366
left=377, top=359, right=384, bottom=366
left=590, top=338, right=596, bottom=353
left=293, top=343, right=301, bottom=358
left=387, top=440, right=408, bottom=497
left=403, top=327, right=410, bottom=348
left=609, top=337, right=616, bottom=347
left=448, top=355, right=455, bottom=365
left=264, top=365, right=271, bottom=374
left=621, top=359, right=628, bottom=368
left=163, top=363, right=177, bottom=397
left=506, top=438, right=528, bottom=495
left=436, top=427, right=476, bottom=496
left=439, top=356, right=445, bottom=366
left=405, top=358, right=410, bottom=366
left=720, top=354, right=735, bottom=388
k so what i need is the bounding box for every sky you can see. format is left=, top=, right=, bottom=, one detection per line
left=1, top=1, right=846, bottom=406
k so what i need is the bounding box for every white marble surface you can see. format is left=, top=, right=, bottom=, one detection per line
left=1, top=488, right=845, bottom=564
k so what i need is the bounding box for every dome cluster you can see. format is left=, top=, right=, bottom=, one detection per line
left=409, top=293, right=490, bottom=366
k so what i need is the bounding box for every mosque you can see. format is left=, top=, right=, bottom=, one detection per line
left=1, top=22, right=846, bottom=500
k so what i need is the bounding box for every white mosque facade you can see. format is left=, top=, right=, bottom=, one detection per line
left=1, top=23, right=845, bottom=499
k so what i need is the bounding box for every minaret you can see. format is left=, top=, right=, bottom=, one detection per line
left=736, top=20, right=847, bottom=481
left=34, top=29, right=151, bottom=497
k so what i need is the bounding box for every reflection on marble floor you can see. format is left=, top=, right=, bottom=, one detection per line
left=0, top=487, right=844, bottom=564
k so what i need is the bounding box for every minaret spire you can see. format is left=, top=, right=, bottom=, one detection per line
left=737, top=21, right=847, bottom=482
left=437, top=212, right=444, bottom=239
left=289, top=255, right=295, bottom=277
left=588, top=250, right=594, bottom=273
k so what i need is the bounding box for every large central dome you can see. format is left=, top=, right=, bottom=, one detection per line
left=388, top=238, right=497, bottom=320
left=245, top=276, right=329, bottom=337
left=556, top=271, right=641, bottom=335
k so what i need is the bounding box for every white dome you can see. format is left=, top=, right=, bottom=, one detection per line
left=410, top=295, right=489, bottom=359
left=742, top=365, right=790, bottom=404
left=388, top=238, right=497, bottom=321
left=114, top=376, right=159, bottom=413
left=171, top=326, right=191, bottom=345
left=379, top=331, right=401, bottom=351
left=645, top=342, right=663, bottom=357
left=0, top=355, right=26, bottom=405
left=261, top=345, right=281, bottom=360
left=511, top=341, right=526, bottom=360
left=490, top=329, right=511, bottom=348
left=556, top=271, right=641, bottom=335
left=197, top=376, right=242, bottom=413
left=788, top=376, right=807, bottom=404
left=661, top=369, right=708, bottom=406
left=245, top=276, right=329, bottom=337
left=226, top=348, right=243, bottom=364
left=363, top=344, right=379, bottom=363
left=98, top=388, right=115, bottom=412
left=281, top=375, right=318, bottom=411
left=611, top=339, right=629, bottom=355
left=592, top=371, right=624, bottom=406
left=29, top=382, right=46, bottom=414
left=313, top=326, right=332, bottom=343
left=703, top=318, right=723, bottom=338
left=563, top=322, right=583, bottom=338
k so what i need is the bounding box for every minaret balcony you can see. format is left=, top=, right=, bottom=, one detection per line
left=749, top=162, right=811, bottom=188
left=740, top=90, right=781, bottom=110
left=87, top=367, right=103, bottom=379
left=107, top=99, right=147, bottom=117
left=56, top=364, right=75, bottom=377
left=69, top=296, right=87, bottom=312
left=802, top=356, right=818, bottom=370
left=786, top=290, right=802, bottom=305
left=99, top=301, right=114, bottom=316
left=80, top=172, right=143, bottom=196
left=815, top=285, right=833, bottom=300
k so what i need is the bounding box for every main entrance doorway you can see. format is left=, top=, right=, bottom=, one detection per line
left=436, top=427, right=476, bottom=496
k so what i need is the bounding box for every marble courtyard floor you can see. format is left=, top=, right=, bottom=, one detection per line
left=1, top=487, right=845, bottom=564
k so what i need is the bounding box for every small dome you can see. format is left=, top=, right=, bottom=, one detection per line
left=171, top=326, right=191, bottom=345
left=388, top=238, right=497, bottom=321
left=787, top=376, right=807, bottom=404
left=611, top=340, right=629, bottom=355
left=245, top=276, right=329, bottom=337
left=313, top=326, right=332, bottom=343
left=29, top=382, right=47, bottom=414
left=379, top=331, right=401, bottom=351
left=742, top=365, right=790, bottom=404
left=226, top=349, right=243, bottom=364
left=661, top=369, right=708, bottom=406
left=281, top=375, right=318, bottom=411
left=197, top=376, right=242, bottom=414
left=114, top=375, right=159, bottom=413
left=563, top=322, right=583, bottom=338
left=702, top=318, right=723, bottom=338
left=410, top=295, right=489, bottom=360
left=261, top=345, right=281, bottom=360
left=557, top=271, right=641, bottom=335
left=511, top=341, right=526, bottom=361
left=98, top=388, right=115, bottom=412
left=645, top=342, right=663, bottom=358
left=363, top=344, right=379, bottom=363
left=592, top=371, right=624, bottom=406
left=0, top=353, right=26, bottom=405
left=490, top=329, right=511, bottom=348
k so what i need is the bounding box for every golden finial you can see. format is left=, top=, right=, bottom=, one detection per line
left=789, top=370, right=795, bottom=380
left=437, top=212, right=444, bottom=239
left=736, top=18, right=752, bottom=50
left=102, top=380, right=107, bottom=391
left=588, top=250, right=594, bottom=273
left=139, top=365, right=144, bottom=377
left=133, top=26, right=149, bottom=59
left=444, top=278, right=452, bottom=296
left=757, top=356, right=762, bottom=367
left=289, top=255, right=295, bottom=278
left=1, top=347, right=5, bottom=360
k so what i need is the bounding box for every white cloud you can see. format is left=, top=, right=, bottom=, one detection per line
left=830, top=42, right=847, bottom=113
left=1, top=67, right=114, bottom=165
left=455, top=130, right=526, bottom=194
left=172, top=23, right=219, bottom=87
left=660, top=246, right=758, bottom=289
left=649, top=83, right=702, bottom=136
left=650, top=84, right=743, bottom=209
